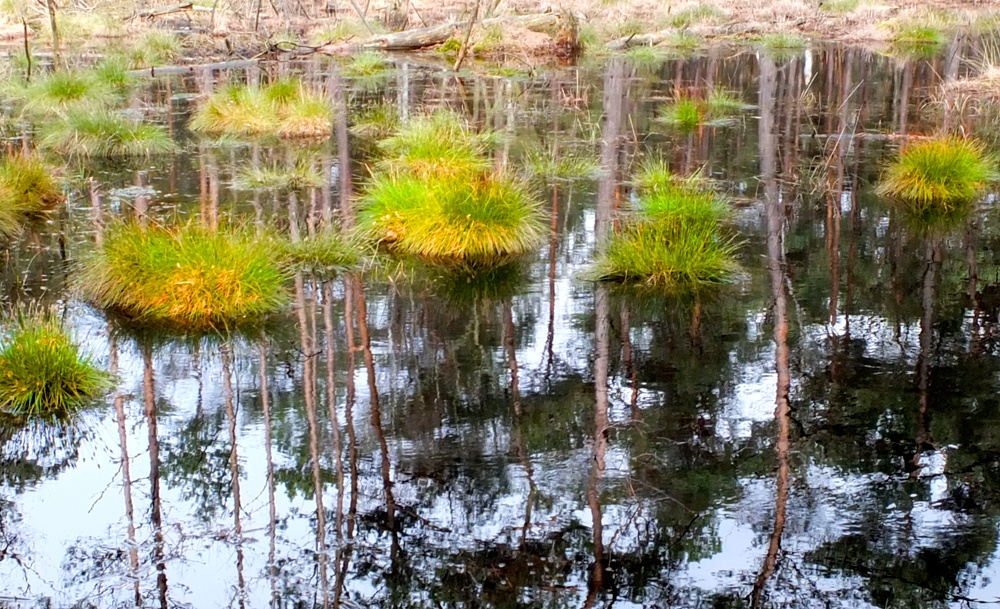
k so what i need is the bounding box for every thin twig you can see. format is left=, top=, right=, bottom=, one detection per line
left=453, top=0, right=480, bottom=71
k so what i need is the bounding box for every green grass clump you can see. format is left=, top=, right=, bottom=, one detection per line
left=377, top=110, right=496, bottom=176
left=309, top=19, right=375, bottom=45
left=754, top=33, right=806, bottom=59
left=876, top=137, right=998, bottom=219
left=189, top=79, right=332, bottom=139
left=657, top=90, right=746, bottom=131
left=6, top=70, right=113, bottom=116
left=357, top=171, right=544, bottom=261
left=131, top=31, right=184, bottom=67
left=820, top=0, right=861, bottom=13
left=0, top=314, right=109, bottom=420
left=78, top=223, right=291, bottom=329
left=659, top=99, right=702, bottom=131
left=93, top=56, right=138, bottom=90
left=0, top=153, right=62, bottom=236
left=281, top=232, right=358, bottom=276
left=40, top=112, right=174, bottom=157
left=592, top=179, right=737, bottom=288
left=342, top=50, right=389, bottom=77
left=890, top=23, right=946, bottom=58
left=663, top=4, right=725, bottom=28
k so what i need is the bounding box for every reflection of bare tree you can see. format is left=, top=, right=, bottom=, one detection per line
left=142, top=344, right=168, bottom=609
left=335, top=274, right=360, bottom=608
left=221, top=345, right=247, bottom=609
left=355, top=275, right=398, bottom=558
left=584, top=57, right=628, bottom=606
left=324, top=282, right=345, bottom=540
left=584, top=285, right=610, bottom=609
left=750, top=54, right=792, bottom=609
left=505, top=302, right=536, bottom=547
left=109, top=332, right=140, bottom=605
left=258, top=338, right=278, bottom=608
left=297, top=275, right=330, bottom=607
left=910, top=241, right=940, bottom=476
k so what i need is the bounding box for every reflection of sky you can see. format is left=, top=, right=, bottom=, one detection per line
left=2, top=297, right=995, bottom=608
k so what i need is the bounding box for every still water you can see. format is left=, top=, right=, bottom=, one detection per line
left=2, top=42, right=1000, bottom=608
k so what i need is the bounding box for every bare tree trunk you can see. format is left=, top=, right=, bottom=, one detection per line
left=45, top=0, right=60, bottom=70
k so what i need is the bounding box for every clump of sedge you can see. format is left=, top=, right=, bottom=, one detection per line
left=78, top=223, right=291, bottom=329
left=0, top=313, right=109, bottom=421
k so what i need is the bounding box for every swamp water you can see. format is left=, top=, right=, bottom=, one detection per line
left=2, top=43, right=1000, bottom=608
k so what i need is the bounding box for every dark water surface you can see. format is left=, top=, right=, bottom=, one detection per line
left=2, top=42, right=1000, bottom=608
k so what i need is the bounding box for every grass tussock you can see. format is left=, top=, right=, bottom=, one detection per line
left=189, top=78, right=332, bottom=139
left=657, top=91, right=746, bottom=130
left=876, top=137, right=997, bottom=219
left=592, top=171, right=737, bottom=289
left=78, top=223, right=291, bottom=329
left=890, top=22, right=946, bottom=58
left=341, top=50, right=390, bottom=77
left=0, top=153, right=62, bottom=236
left=40, top=112, right=174, bottom=157
left=754, top=33, right=806, bottom=59
left=357, top=171, right=544, bottom=261
left=662, top=4, right=726, bottom=28
left=0, top=314, right=109, bottom=421
left=377, top=110, right=497, bottom=176
left=5, top=70, right=114, bottom=116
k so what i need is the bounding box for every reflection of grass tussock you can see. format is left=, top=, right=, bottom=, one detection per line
left=357, top=171, right=544, bottom=261
left=350, top=103, right=400, bottom=139
left=78, top=223, right=291, bottom=329
left=593, top=165, right=737, bottom=288
left=876, top=138, right=997, bottom=221
left=281, top=232, right=358, bottom=277
left=40, top=112, right=175, bottom=157
left=189, top=78, right=332, bottom=139
left=0, top=314, right=109, bottom=421
left=0, top=153, right=62, bottom=236
left=377, top=110, right=496, bottom=176
left=234, top=161, right=322, bottom=190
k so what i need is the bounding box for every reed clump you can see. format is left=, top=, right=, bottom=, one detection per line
left=40, top=112, right=175, bottom=157
left=0, top=314, right=109, bottom=420
left=592, top=161, right=738, bottom=288
left=0, top=153, right=62, bottom=237
left=78, top=223, right=291, bottom=329
left=876, top=137, right=998, bottom=221
left=189, top=78, right=332, bottom=139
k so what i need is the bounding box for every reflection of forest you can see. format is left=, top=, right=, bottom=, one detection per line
left=2, top=39, right=1000, bottom=609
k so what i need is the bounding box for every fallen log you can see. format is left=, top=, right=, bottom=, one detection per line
left=126, top=59, right=260, bottom=76
left=317, top=12, right=560, bottom=52
left=607, top=30, right=673, bottom=51
left=136, top=2, right=194, bottom=18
